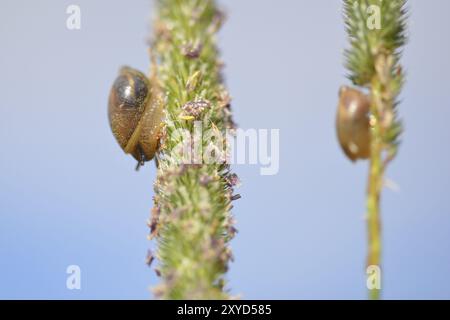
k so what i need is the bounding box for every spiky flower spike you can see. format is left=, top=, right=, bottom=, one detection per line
left=148, top=0, right=238, bottom=299
left=343, top=0, right=408, bottom=299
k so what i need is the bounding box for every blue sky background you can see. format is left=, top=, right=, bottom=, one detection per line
left=1, top=0, right=450, bottom=299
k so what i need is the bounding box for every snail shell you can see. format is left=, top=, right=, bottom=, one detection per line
left=336, top=86, right=371, bottom=161
left=108, top=66, right=163, bottom=167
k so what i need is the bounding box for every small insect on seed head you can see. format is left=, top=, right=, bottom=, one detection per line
left=181, top=99, right=211, bottom=119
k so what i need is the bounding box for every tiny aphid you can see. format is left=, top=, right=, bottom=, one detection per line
left=181, top=99, right=211, bottom=118
left=108, top=66, right=164, bottom=169
left=336, top=86, right=371, bottom=162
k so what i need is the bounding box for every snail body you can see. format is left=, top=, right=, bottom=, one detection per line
left=108, top=66, right=163, bottom=168
left=336, top=86, right=371, bottom=162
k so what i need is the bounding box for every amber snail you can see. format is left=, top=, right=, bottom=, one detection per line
left=108, top=66, right=164, bottom=169
left=336, top=86, right=371, bottom=162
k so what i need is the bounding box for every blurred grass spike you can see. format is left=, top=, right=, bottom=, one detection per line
left=342, top=0, right=408, bottom=300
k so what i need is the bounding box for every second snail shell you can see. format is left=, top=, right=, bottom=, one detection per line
left=336, top=86, right=371, bottom=162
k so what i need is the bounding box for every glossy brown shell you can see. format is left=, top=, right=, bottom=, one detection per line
left=108, top=66, right=163, bottom=163
left=336, top=86, right=371, bottom=162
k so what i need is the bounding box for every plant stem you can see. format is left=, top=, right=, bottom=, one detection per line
left=366, top=89, right=383, bottom=300
left=367, top=53, right=397, bottom=299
